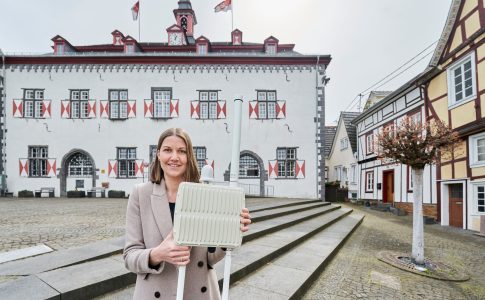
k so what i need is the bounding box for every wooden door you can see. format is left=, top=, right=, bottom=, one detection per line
left=449, top=184, right=463, bottom=228
left=383, top=171, right=394, bottom=203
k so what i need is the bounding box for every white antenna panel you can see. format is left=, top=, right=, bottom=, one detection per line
left=173, top=182, right=245, bottom=248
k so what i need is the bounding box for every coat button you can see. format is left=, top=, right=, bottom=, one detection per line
left=198, top=261, right=204, bottom=267
left=154, top=291, right=160, bottom=298
left=201, top=286, right=207, bottom=293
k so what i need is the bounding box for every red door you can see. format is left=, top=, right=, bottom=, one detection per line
left=383, top=171, right=394, bottom=204
left=448, top=184, right=463, bottom=228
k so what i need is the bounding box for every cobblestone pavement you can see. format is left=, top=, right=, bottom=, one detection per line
left=303, top=203, right=485, bottom=300
left=0, top=197, right=128, bottom=253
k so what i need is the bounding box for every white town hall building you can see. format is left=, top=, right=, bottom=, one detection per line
left=3, top=0, right=331, bottom=198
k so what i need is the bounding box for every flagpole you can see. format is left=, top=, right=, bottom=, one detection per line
left=138, top=1, right=141, bottom=41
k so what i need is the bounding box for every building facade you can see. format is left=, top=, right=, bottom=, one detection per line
left=424, top=0, right=484, bottom=230
left=353, top=87, right=438, bottom=217
left=5, top=1, right=331, bottom=199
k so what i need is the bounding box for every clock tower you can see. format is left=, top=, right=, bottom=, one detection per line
left=173, top=0, right=197, bottom=41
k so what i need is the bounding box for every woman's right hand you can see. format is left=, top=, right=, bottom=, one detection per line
left=149, top=231, right=191, bottom=266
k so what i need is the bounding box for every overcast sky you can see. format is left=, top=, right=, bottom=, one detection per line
left=0, top=0, right=452, bottom=125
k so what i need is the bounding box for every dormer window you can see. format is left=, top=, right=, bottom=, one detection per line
left=126, top=44, right=134, bottom=54
left=266, top=44, right=276, bottom=55
left=198, top=44, right=207, bottom=55
left=55, top=44, right=64, bottom=55
left=231, top=29, right=243, bottom=45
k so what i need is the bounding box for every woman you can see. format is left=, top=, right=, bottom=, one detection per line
left=124, top=128, right=251, bottom=300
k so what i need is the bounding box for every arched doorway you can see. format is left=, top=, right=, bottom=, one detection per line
left=224, top=150, right=267, bottom=196
left=60, top=149, right=96, bottom=196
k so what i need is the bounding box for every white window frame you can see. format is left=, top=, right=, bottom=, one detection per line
left=469, top=132, right=485, bottom=168
left=365, top=171, right=374, bottom=192
left=153, top=89, right=171, bottom=118
left=366, top=133, right=374, bottom=154
left=447, top=52, right=477, bottom=109
left=472, top=182, right=485, bottom=215
left=340, top=137, right=348, bottom=151
left=350, top=164, right=356, bottom=184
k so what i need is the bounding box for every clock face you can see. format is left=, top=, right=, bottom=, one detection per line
left=169, top=32, right=182, bottom=45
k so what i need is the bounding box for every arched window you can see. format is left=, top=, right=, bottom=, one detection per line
left=68, top=153, right=93, bottom=177
left=239, top=154, right=259, bottom=178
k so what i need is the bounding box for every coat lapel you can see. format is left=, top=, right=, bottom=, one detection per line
left=150, top=180, right=173, bottom=240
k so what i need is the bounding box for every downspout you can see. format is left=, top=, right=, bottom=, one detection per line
left=315, top=55, right=325, bottom=200
left=0, top=49, right=6, bottom=195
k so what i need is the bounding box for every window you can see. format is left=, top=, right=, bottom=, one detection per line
left=342, top=167, right=347, bottom=183
left=407, top=166, right=413, bottom=192
left=239, top=154, right=259, bottom=178
left=126, top=44, right=134, bottom=53
left=193, top=146, right=207, bottom=172
left=70, top=90, right=90, bottom=119
left=117, top=148, right=136, bottom=178
left=366, top=133, right=374, bottom=155
left=198, top=44, right=207, bottom=55
left=365, top=171, right=374, bottom=192
left=153, top=89, right=171, bottom=118
left=28, top=146, right=48, bottom=177
left=340, top=138, right=349, bottom=150
left=257, top=90, right=277, bottom=119
left=199, top=91, right=219, bottom=119
left=149, top=145, right=158, bottom=163
left=56, top=44, right=64, bottom=54
left=448, top=53, right=476, bottom=107
left=68, top=153, right=93, bottom=177
left=470, top=133, right=485, bottom=167
left=23, top=89, right=44, bottom=118
left=277, top=147, right=297, bottom=178
left=408, top=110, right=422, bottom=125
left=109, top=89, right=128, bottom=119
left=266, top=44, right=276, bottom=55
left=350, top=164, right=356, bottom=184
left=477, top=185, right=485, bottom=213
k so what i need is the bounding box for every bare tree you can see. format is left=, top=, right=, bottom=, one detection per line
left=376, top=117, right=459, bottom=265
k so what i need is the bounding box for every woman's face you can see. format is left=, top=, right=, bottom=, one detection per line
left=157, top=135, right=188, bottom=181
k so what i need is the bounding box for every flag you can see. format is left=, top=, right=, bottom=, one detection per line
left=131, top=1, right=139, bottom=21
left=214, top=0, right=231, bottom=13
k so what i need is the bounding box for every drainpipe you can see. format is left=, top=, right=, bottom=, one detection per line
left=0, top=49, right=6, bottom=195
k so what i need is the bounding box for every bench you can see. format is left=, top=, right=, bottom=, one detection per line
left=87, top=187, right=106, bottom=198
left=35, top=187, right=55, bottom=198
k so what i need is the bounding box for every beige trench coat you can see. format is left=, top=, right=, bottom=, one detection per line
left=123, top=181, right=226, bottom=300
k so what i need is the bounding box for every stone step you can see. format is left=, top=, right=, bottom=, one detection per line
left=243, top=204, right=341, bottom=243
left=0, top=237, right=124, bottom=276
left=229, top=213, right=364, bottom=299
left=251, top=202, right=330, bottom=222
left=215, top=208, right=354, bottom=284
left=249, top=199, right=323, bottom=213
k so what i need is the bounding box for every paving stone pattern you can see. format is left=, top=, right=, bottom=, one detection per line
left=0, top=197, right=127, bottom=253
left=303, top=204, right=485, bottom=300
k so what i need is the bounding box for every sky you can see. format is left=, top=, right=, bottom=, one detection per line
left=0, top=0, right=452, bottom=125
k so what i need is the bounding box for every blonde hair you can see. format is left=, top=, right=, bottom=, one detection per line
left=150, top=128, right=200, bottom=184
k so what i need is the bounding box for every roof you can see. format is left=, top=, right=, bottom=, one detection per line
left=428, top=0, right=462, bottom=67
left=341, top=112, right=360, bottom=153
left=324, top=126, right=337, bottom=157
left=363, top=91, right=392, bottom=111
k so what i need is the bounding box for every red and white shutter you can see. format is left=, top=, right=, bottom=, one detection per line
left=170, top=100, right=179, bottom=118
left=249, top=101, right=259, bottom=119
left=296, top=160, right=305, bottom=179
left=135, top=159, right=144, bottom=178
left=191, top=101, right=200, bottom=119
left=268, top=160, right=278, bottom=179
left=13, top=100, right=24, bottom=118
left=108, top=160, right=118, bottom=178
left=47, top=159, right=57, bottom=177
left=61, top=100, right=71, bottom=118
left=41, top=100, right=52, bottom=118
left=88, top=100, right=96, bottom=118
left=19, top=159, right=29, bottom=177
left=217, top=101, right=226, bottom=119
left=100, top=101, right=109, bottom=118
left=128, top=100, right=136, bottom=118
left=276, top=101, right=286, bottom=119
left=144, top=100, right=153, bottom=118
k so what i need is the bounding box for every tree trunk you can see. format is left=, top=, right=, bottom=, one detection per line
left=412, top=167, right=425, bottom=265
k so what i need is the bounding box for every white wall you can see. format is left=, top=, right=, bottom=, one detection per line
left=6, top=64, right=321, bottom=198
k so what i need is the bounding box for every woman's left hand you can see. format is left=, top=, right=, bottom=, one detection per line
left=240, top=208, right=251, bottom=232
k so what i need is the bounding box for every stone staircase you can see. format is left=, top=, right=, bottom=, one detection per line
left=0, top=199, right=363, bottom=300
